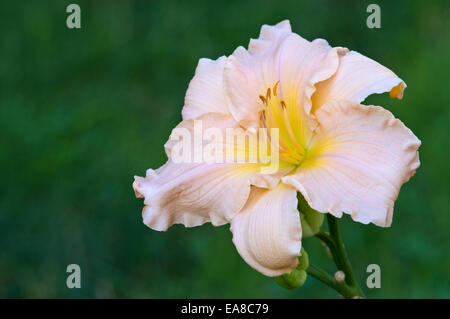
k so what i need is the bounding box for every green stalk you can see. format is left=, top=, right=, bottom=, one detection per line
left=296, top=195, right=364, bottom=298
left=312, top=215, right=364, bottom=298
left=326, top=215, right=362, bottom=293
left=305, top=263, right=358, bottom=299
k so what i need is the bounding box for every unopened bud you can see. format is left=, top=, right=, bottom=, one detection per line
left=275, top=269, right=307, bottom=290
left=298, top=193, right=324, bottom=237
left=297, top=247, right=309, bottom=270
left=334, top=270, right=345, bottom=283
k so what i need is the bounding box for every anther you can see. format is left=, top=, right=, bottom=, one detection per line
left=266, top=88, right=271, bottom=100
left=273, top=81, right=279, bottom=96
left=280, top=100, right=287, bottom=109
left=259, top=95, right=267, bottom=105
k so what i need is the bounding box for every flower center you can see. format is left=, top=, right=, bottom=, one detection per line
left=259, top=82, right=306, bottom=165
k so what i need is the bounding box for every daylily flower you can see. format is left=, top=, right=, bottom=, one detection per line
left=133, top=20, right=420, bottom=277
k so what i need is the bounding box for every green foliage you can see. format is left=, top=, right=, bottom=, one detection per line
left=0, top=0, right=449, bottom=298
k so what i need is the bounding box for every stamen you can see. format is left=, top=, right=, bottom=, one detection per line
left=257, top=85, right=306, bottom=166
left=279, top=140, right=303, bottom=161
left=279, top=152, right=301, bottom=165
left=259, top=95, right=267, bottom=105
left=260, top=112, right=294, bottom=158
left=258, top=126, right=298, bottom=164
left=273, top=81, right=279, bottom=96
left=280, top=101, right=305, bottom=156
left=260, top=109, right=268, bottom=129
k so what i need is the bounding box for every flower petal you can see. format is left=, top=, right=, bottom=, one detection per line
left=224, top=21, right=292, bottom=128
left=277, top=37, right=344, bottom=145
left=279, top=38, right=346, bottom=114
left=312, top=51, right=406, bottom=112
left=224, top=20, right=342, bottom=129
left=230, top=183, right=302, bottom=277
left=134, top=113, right=290, bottom=231
left=134, top=162, right=250, bottom=231
left=164, top=112, right=293, bottom=181
left=182, top=56, right=231, bottom=120
left=283, top=100, right=420, bottom=227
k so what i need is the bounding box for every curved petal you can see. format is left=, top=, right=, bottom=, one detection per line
left=279, top=38, right=346, bottom=114
left=182, top=56, right=231, bottom=120
left=283, top=100, right=420, bottom=227
left=224, top=21, right=292, bottom=129
left=230, top=183, right=302, bottom=277
left=134, top=161, right=253, bottom=231
left=224, top=20, right=343, bottom=129
left=165, top=112, right=293, bottom=179
left=311, top=50, right=406, bottom=112
left=134, top=113, right=290, bottom=231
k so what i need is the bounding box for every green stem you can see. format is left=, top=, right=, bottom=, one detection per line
left=315, top=231, right=342, bottom=267
left=312, top=215, right=364, bottom=298
left=305, top=263, right=358, bottom=299
left=326, top=215, right=361, bottom=292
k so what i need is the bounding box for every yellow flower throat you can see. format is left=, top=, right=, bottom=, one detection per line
left=259, top=82, right=307, bottom=166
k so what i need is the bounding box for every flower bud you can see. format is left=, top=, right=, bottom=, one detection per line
left=334, top=270, right=345, bottom=283
left=275, top=269, right=307, bottom=290
left=297, top=247, right=309, bottom=270
left=298, top=193, right=324, bottom=237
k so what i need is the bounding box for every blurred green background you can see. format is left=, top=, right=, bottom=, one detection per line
left=0, top=0, right=449, bottom=298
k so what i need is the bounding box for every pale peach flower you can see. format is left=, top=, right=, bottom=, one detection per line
left=133, top=21, right=420, bottom=276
